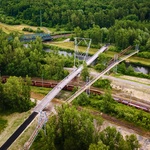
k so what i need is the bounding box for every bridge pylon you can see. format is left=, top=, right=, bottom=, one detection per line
left=74, top=37, right=92, bottom=68
left=23, top=111, right=48, bottom=150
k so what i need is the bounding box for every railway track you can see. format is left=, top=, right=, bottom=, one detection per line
left=2, top=75, right=150, bottom=113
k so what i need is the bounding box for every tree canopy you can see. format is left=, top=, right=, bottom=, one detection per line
left=0, top=31, right=71, bottom=79
left=31, top=104, right=140, bottom=150
left=0, top=76, right=34, bottom=112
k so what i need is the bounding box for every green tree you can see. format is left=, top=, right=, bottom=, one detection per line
left=1, top=76, right=34, bottom=112
left=0, top=82, right=5, bottom=111
left=126, top=134, right=141, bottom=150
left=101, top=91, right=115, bottom=113
left=89, top=141, right=108, bottom=150
left=81, top=62, right=89, bottom=81
left=73, top=92, right=90, bottom=106
left=32, top=104, right=100, bottom=150
left=93, top=79, right=112, bottom=90
left=117, top=62, right=126, bottom=74
left=100, top=127, right=128, bottom=150
left=126, top=65, right=135, bottom=75
left=95, top=53, right=108, bottom=71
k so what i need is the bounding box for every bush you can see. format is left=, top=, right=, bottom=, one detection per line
left=88, top=94, right=150, bottom=130
left=137, top=52, right=150, bottom=59
left=93, top=79, right=112, bottom=89
left=22, top=27, right=34, bottom=32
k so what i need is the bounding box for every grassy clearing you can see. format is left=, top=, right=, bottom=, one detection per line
left=31, top=86, right=52, bottom=95
left=10, top=117, right=38, bottom=150
left=30, top=86, right=53, bottom=100
left=47, top=41, right=98, bottom=54
left=31, top=86, right=72, bottom=100
left=0, top=22, right=51, bottom=34
left=125, top=56, right=150, bottom=66
left=0, top=111, right=31, bottom=147
left=0, top=117, right=7, bottom=133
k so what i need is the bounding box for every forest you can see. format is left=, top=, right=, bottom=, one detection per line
left=0, top=30, right=72, bottom=79
left=0, top=0, right=150, bottom=53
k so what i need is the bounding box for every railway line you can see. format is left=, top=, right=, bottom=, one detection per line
left=0, top=46, right=141, bottom=149
left=2, top=76, right=150, bottom=113
left=0, top=45, right=108, bottom=150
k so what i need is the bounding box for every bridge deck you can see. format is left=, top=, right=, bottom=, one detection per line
left=67, top=50, right=139, bottom=103
left=34, top=46, right=108, bottom=112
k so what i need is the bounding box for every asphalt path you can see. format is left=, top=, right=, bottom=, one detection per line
left=0, top=112, right=38, bottom=150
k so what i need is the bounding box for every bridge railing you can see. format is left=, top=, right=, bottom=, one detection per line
left=66, top=50, right=139, bottom=103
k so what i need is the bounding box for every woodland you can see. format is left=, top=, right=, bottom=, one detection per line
left=0, top=0, right=150, bottom=53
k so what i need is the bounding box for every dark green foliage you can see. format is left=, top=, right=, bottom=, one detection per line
left=22, top=27, right=44, bottom=33
left=89, top=141, right=109, bottom=150
left=0, top=0, right=150, bottom=51
left=88, top=92, right=150, bottom=130
left=99, top=127, right=140, bottom=150
left=31, top=104, right=99, bottom=150
left=81, top=62, right=89, bottom=81
left=0, top=76, right=34, bottom=112
left=22, top=27, right=34, bottom=32
left=0, top=0, right=149, bottom=28
left=73, top=92, right=90, bottom=106
left=94, top=53, right=109, bottom=71
left=31, top=104, right=140, bottom=150
left=117, top=62, right=150, bottom=79
left=93, top=79, right=112, bottom=90
left=100, top=127, right=126, bottom=150
left=0, top=33, right=70, bottom=80
left=137, top=52, right=150, bottom=59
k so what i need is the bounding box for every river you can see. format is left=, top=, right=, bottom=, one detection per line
left=44, top=49, right=150, bottom=75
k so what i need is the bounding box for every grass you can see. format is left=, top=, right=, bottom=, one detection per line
left=31, top=86, right=52, bottom=95
left=31, top=86, right=73, bottom=100
left=0, top=117, right=7, bottom=133
left=0, top=111, right=31, bottom=147
left=0, top=86, right=52, bottom=148
left=10, top=116, right=38, bottom=150
left=47, top=41, right=99, bottom=54
left=0, top=22, right=52, bottom=34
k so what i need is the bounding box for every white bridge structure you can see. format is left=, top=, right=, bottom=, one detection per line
left=34, top=45, right=109, bottom=112
left=1, top=44, right=139, bottom=150
left=25, top=46, right=138, bottom=149
left=66, top=50, right=139, bottom=103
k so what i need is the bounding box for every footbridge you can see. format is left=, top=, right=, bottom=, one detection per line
left=0, top=45, right=108, bottom=150
left=66, top=50, right=139, bottom=103
left=33, top=45, right=108, bottom=112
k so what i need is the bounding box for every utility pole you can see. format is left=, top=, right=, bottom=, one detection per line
left=39, top=0, right=42, bottom=27
left=74, top=37, right=91, bottom=67
left=86, top=76, right=90, bottom=95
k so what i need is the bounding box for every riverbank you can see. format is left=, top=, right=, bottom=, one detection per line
left=44, top=41, right=150, bottom=67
